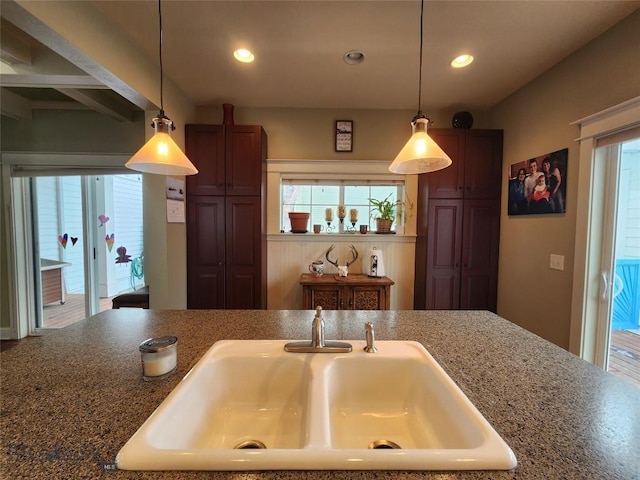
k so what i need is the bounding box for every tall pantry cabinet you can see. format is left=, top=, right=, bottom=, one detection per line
left=414, top=129, right=503, bottom=312
left=185, top=124, right=267, bottom=309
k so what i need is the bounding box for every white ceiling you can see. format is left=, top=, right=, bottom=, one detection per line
left=1, top=0, right=639, bottom=120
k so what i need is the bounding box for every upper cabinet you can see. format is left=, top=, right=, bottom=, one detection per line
left=185, top=125, right=225, bottom=196
left=426, top=129, right=503, bottom=200
left=186, top=125, right=266, bottom=197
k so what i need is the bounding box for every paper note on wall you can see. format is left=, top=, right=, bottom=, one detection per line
left=167, top=199, right=185, bottom=223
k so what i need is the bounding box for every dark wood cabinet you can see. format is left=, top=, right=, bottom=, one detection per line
left=300, top=274, right=394, bottom=310
left=427, top=129, right=503, bottom=200
left=186, top=124, right=267, bottom=309
left=414, top=129, right=502, bottom=312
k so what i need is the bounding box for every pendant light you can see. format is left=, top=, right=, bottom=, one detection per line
left=388, top=0, right=451, bottom=175
left=125, top=0, right=198, bottom=176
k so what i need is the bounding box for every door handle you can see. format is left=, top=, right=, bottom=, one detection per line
left=601, top=272, right=608, bottom=302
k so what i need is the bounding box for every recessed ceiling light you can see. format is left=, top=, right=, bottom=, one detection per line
left=343, top=50, right=365, bottom=65
left=451, top=54, right=474, bottom=68
left=234, top=48, right=255, bottom=63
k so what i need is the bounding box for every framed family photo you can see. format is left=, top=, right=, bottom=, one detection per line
left=508, top=147, right=568, bottom=216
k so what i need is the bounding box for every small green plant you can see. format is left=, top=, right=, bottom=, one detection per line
left=368, top=194, right=402, bottom=221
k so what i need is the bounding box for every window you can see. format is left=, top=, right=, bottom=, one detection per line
left=281, top=180, right=405, bottom=232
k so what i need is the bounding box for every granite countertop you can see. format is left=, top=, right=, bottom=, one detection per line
left=1, top=309, right=639, bottom=479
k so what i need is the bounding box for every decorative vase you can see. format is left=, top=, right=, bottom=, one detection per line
left=375, top=218, right=393, bottom=233
left=288, top=212, right=310, bottom=233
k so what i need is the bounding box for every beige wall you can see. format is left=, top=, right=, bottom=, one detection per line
left=2, top=3, right=638, bottom=345
left=489, top=10, right=640, bottom=349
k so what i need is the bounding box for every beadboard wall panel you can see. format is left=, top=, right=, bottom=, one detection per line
left=267, top=235, right=415, bottom=310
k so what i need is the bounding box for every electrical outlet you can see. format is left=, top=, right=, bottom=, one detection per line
left=550, top=254, right=564, bottom=271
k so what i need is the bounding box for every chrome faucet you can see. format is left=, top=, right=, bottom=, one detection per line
left=364, top=322, right=377, bottom=353
left=284, top=306, right=352, bottom=353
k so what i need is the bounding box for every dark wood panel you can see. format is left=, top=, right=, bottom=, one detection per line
left=460, top=199, right=500, bottom=311
left=226, top=197, right=263, bottom=308
left=307, top=285, right=343, bottom=310
left=225, top=126, right=266, bottom=196
left=425, top=129, right=465, bottom=199
left=185, top=124, right=225, bottom=196
left=463, top=130, right=504, bottom=199
left=428, top=274, right=460, bottom=310
left=187, top=196, right=225, bottom=309
left=225, top=272, right=258, bottom=309
left=300, top=274, right=393, bottom=310
left=423, top=199, right=463, bottom=310
left=351, top=286, right=386, bottom=310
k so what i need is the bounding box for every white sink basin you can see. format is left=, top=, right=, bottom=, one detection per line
left=117, top=340, right=516, bottom=471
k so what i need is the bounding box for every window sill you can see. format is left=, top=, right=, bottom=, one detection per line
left=268, top=232, right=415, bottom=243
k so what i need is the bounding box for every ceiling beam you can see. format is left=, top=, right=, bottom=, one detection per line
left=0, top=21, right=32, bottom=65
left=0, top=73, right=107, bottom=89
left=0, top=87, right=33, bottom=120
left=55, top=88, right=134, bottom=122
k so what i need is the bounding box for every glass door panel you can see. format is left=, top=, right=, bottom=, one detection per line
left=607, top=138, right=640, bottom=386
left=31, top=173, right=143, bottom=329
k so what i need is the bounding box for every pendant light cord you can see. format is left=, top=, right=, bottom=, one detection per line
left=158, top=0, right=165, bottom=117
left=412, top=0, right=426, bottom=123
left=417, top=0, right=424, bottom=114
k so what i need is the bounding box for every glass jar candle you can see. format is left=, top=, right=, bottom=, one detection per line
left=139, top=336, right=178, bottom=381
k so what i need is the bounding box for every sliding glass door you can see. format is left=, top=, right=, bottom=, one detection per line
left=599, top=138, right=640, bottom=385
left=31, top=174, right=144, bottom=329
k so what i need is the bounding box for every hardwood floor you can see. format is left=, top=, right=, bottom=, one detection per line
left=608, top=329, right=640, bottom=387
left=42, top=294, right=114, bottom=328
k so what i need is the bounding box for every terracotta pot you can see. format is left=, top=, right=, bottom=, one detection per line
left=288, top=212, right=310, bottom=233
left=375, top=218, right=393, bottom=233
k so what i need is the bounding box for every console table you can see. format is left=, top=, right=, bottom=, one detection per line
left=300, top=273, right=394, bottom=310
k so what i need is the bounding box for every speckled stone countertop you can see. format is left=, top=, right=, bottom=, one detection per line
left=2, top=309, right=639, bottom=479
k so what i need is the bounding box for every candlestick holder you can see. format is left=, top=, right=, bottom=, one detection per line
left=347, top=220, right=357, bottom=233
left=326, top=221, right=335, bottom=233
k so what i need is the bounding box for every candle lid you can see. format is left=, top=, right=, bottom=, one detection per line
left=139, top=336, right=178, bottom=353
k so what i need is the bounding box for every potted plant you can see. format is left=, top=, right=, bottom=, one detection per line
left=368, top=194, right=402, bottom=233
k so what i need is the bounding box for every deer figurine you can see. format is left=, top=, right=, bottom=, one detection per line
left=325, top=244, right=359, bottom=277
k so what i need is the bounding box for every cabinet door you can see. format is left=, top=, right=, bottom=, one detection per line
left=463, top=130, right=503, bottom=199
left=225, top=126, right=266, bottom=196
left=425, top=200, right=463, bottom=309
left=350, top=286, right=387, bottom=310
left=460, top=200, right=500, bottom=311
left=187, top=196, right=225, bottom=308
left=185, top=125, right=225, bottom=196
left=426, top=129, right=465, bottom=199
left=225, top=197, right=263, bottom=308
left=305, top=285, right=343, bottom=310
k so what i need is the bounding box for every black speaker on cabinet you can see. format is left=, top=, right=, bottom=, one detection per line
left=452, top=111, right=473, bottom=129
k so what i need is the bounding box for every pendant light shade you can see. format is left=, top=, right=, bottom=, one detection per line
left=388, top=117, right=451, bottom=174
left=389, top=0, right=452, bottom=175
left=125, top=0, right=198, bottom=176
left=126, top=116, right=198, bottom=176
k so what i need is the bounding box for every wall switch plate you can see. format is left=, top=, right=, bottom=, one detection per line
left=550, top=254, right=564, bottom=271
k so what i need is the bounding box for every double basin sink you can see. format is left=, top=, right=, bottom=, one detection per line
left=117, top=339, right=517, bottom=471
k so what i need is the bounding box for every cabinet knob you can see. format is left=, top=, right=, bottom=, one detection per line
left=340, top=299, right=344, bottom=309
left=349, top=298, right=353, bottom=308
